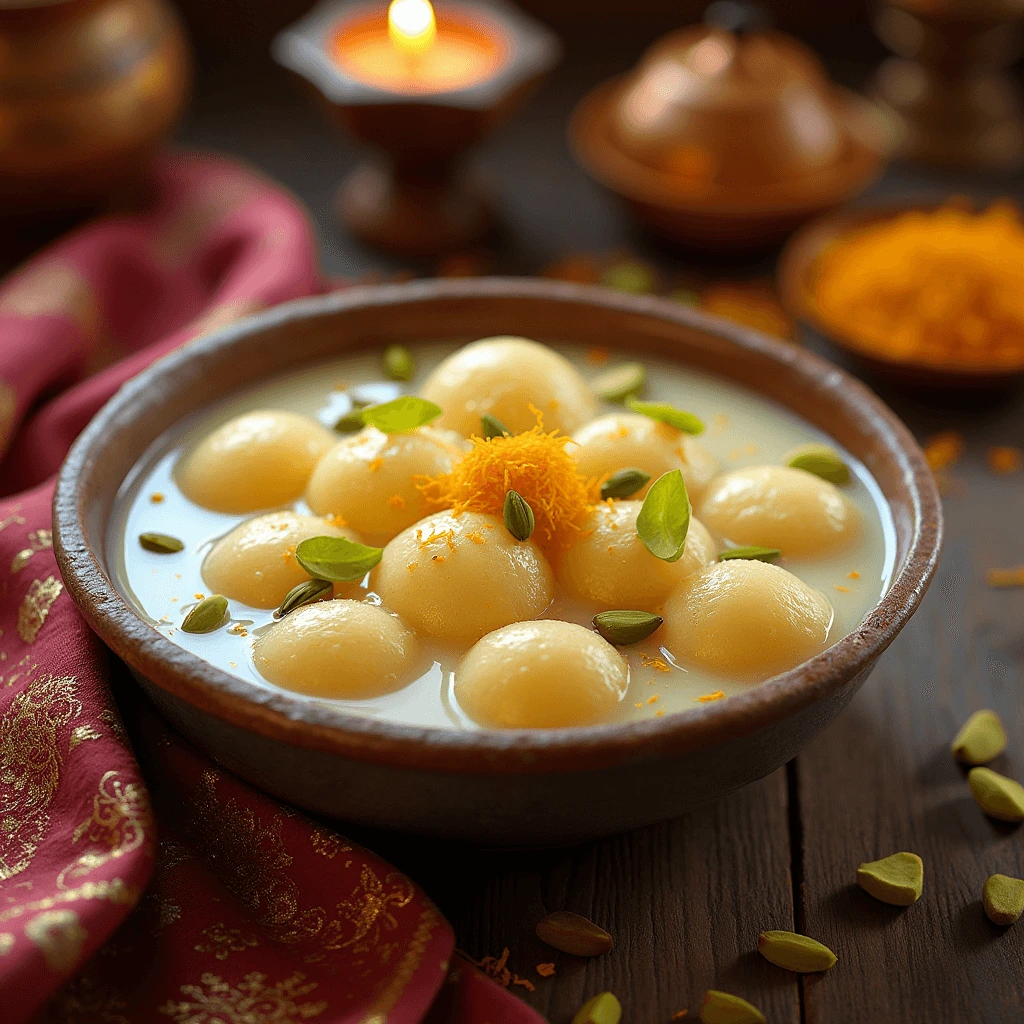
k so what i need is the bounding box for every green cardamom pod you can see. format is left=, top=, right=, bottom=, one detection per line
left=274, top=578, right=334, bottom=619
left=536, top=911, right=613, bottom=956
left=572, top=992, right=621, bottom=1024
left=181, top=595, right=229, bottom=634
left=983, top=873, right=1024, bottom=926
left=968, top=766, right=1024, bottom=822
left=785, top=443, right=850, bottom=485
left=591, top=363, right=645, bottom=403
left=138, top=532, right=184, bottom=554
left=951, top=709, right=1007, bottom=765
left=593, top=610, right=663, bottom=646
left=757, top=930, right=837, bottom=973
left=503, top=490, right=535, bottom=542
left=481, top=413, right=509, bottom=440
left=719, top=545, right=781, bottom=562
left=856, top=852, right=924, bottom=906
left=383, top=344, right=414, bottom=381
left=700, top=990, right=765, bottom=1024
left=600, top=467, right=651, bottom=500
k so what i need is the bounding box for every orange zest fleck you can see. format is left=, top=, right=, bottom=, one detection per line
left=466, top=531, right=485, bottom=545
left=835, top=584, right=850, bottom=593
left=536, top=963, right=556, bottom=977
left=924, top=431, right=964, bottom=472
left=988, top=445, right=1023, bottom=475
left=417, top=416, right=601, bottom=553
left=641, top=654, right=671, bottom=673
left=282, top=544, right=296, bottom=566
left=986, top=565, right=1024, bottom=588
left=696, top=690, right=726, bottom=703
left=150, top=491, right=165, bottom=503
left=655, top=709, right=665, bottom=717
left=647, top=694, right=659, bottom=704
left=387, top=494, right=407, bottom=509
left=368, top=457, right=384, bottom=473
left=635, top=702, right=643, bottom=709
left=848, top=570, right=861, bottom=579
left=324, top=512, right=348, bottom=527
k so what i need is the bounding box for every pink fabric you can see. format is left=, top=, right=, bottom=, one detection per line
left=0, top=152, right=546, bottom=1024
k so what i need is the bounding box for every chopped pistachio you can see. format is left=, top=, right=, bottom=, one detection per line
left=951, top=709, right=1007, bottom=765
left=757, top=930, right=837, bottom=972
left=785, top=443, right=850, bottom=484
left=968, top=767, right=1024, bottom=822
left=139, top=532, right=184, bottom=554
left=857, top=852, right=924, bottom=906
left=592, top=362, right=645, bottom=403
left=383, top=344, right=414, bottom=381
left=572, top=992, right=621, bottom=1024
left=983, top=874, right=1024, bottom=926
left=536, top=911, right=613, bottom=956
left=700, top=990, right=765, bottom=1024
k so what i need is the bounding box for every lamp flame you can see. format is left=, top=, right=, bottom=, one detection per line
left=388, top=0, right=436, bottom=55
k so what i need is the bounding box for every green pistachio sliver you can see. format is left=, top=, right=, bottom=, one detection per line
left=636, top=469, right=690, bottom=562
left=139, top=532, right=184, bottom=554
left=383, top=344, right=414, bottom=381
left=481, top=413, right=509, bottom=439
left=274, top=578, right=334, bottom=619
left=700, top=990, right=765, bottom=1024
left=968, top=766, right=1024, bottom=822
left=503, top=490, right=535, bottom=542
left=593, top=610, right=663, bottom=646
left=757, top=930, right=837, bottom=973
left=333, top=408, right=366, bottom=433
left=984, top=873, right=1024, bottom=926
left=592, top=362, right=645, bottom=403
left=600, top=467, right=650, bottom=500
left=952, top=709, right=1008, bottom=765
left=295, top=535, right=383, bottom=583
left=627, top=397, right=704, bottom=435
left=360, top=396, right=442, bottom=434
left=601, top=260, right=656, bottom=294
left=857, top=852, right=924, bottom=905
left=181, top=595, right=229, bottom=634
left=572, top=991, right=622, bottom=1024
left=719, top=545, right=782, bottom=563
left=785, top=443, right=850, bottom=485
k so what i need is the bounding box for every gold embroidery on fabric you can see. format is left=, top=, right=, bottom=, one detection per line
left=0, top=931, right=13, bottom=954
left=0, top=380, right=16, bottom=456
left=195, top=921, right=260, bottom=960
left=0, top=878, right=139, bottom=923
left=51, top=974, right=130, bottom=1024
left=17, top=575, right=63, bottom=643
left=25, top=908, right=87, bottom=972
left=10, top=529, right=53, bottom=574
left=361, top=904, right=442, bottom=1022
left=99, top=708, right=129, bottom=743
left=158, top=970, right=327, bottom=1023
left=56, top=770, right=151, bottom=890
left=309, top=827, right=351, bottom=860
left=1, top=653, right=38, bottom=689
left=337, top=865, right=415, bottom=952
left=0, top=510, right=25, bottom=533
left=69, top=725, right=103, bottom=750
left=0, top=673, right=80, bottom=880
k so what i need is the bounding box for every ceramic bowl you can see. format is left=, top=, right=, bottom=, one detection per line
left=53, top=278, right=942, bottom=846
left=778, top=201, right=1024, bottom=388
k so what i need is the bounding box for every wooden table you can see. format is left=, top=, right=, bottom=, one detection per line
left=181, top=48, right=1024, bottom=1024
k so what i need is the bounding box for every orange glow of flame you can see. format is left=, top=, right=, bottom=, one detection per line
left=388, top=0, right=436, bottom=55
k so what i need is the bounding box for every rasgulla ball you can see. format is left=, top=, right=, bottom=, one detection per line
left=370, top=510, right=554, bottom=646
left=177, top=410, right=334, bottom=514
left=421, top=337, right=597, bottom=437
left=699, top=464, right=858, bottom=559
left=662, top=560, right=833, bottom=680
left=253, top=601, right=420, bottom=699
left=569, top=413, right=718, bottom=502
left=455, top=620, right=629, bottom=728
left=306, top=426, right=462, bottom=544
left=558, top=502, right=716, bottom=612
left=202, top=511, right=355, bottom=609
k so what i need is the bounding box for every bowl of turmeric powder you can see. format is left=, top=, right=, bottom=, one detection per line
left=778, top=199, right=1024, bottom=385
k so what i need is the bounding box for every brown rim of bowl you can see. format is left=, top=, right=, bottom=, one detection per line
left=53, top=277, right=942, bottom=776
left=569, top=76, right=888, bottom=217
left=777, top=199, right=1024, bottom=381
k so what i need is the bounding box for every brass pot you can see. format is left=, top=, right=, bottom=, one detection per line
left=0, top=0, right=191, bottom=215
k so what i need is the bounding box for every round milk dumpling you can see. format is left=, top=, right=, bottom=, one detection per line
left=177, top=410, right=334, bottom=514
left=699, top=464, right=858, bottom=559
left=662, top=560, right=833, bottom=680
left=455, top=620, right=629, bottom=728
left=421, top=336, right=597, bottom=437
left=253, top=601, right=420, bottom=699
left=201, top=511, right=354, bottom=609
left=570, top=413, right=718, bottom=502
left=558, top=502, right=716, bottom=611
left=370, top=510, right=554, bottom=646
left=305, top=426, right=461, bottom=544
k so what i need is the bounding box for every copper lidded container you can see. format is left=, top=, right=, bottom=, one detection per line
left=571, top=4, right=890, bottom=250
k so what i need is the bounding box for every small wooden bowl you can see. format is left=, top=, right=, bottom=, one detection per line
left=570, top=77, right=888, bottom=251
left=778, top=201, right=1024, bottom=388
left=53, top=279, right=942, bottom=845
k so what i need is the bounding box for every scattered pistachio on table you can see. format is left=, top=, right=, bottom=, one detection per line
left=535, top=911, right=613, bottom=956
left=857, top=852, right=924, bottom=906
left=952, top=709, right=1008, bottom=765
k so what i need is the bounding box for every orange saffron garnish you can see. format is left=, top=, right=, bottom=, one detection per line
left=635, top=702, right=643, bottom=709
left=924, top=431, right=964, bottom=472
left=387, top=494, right=406, bottom=509
left=697, top=690, right=726, bottom=703
left=466, top=531, right=485, bottom=545
left=647, top=694, right=659, bottom=704
left=641, top=654, right=671, bottom=672
left=368, top=457, right=384, bottom=473
left=459, top=948, right=535, bottom=992
left=672, top=1012, right=689, bottom=1020
left=150, top=491, right=165, bottom=503
left=536, top=963, right=556, bottom=977
left=324, top=512, right=348, bottom=527
left=417, top=418, right=601, bottom=552
left=587, top=347, right=610, bottom=365
left=406, top=563, right=417, bottom=573
left=835, top=585, right=850, bottom=593
left=986, top=565, right=1024, bottom=588
left=282, top=545, right=296, bottom=565
left=988, top=446, right=1023, bottom=475
left=656, top=709, right=665, bottom=717
left=848, top=570, right=861, bottom=579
